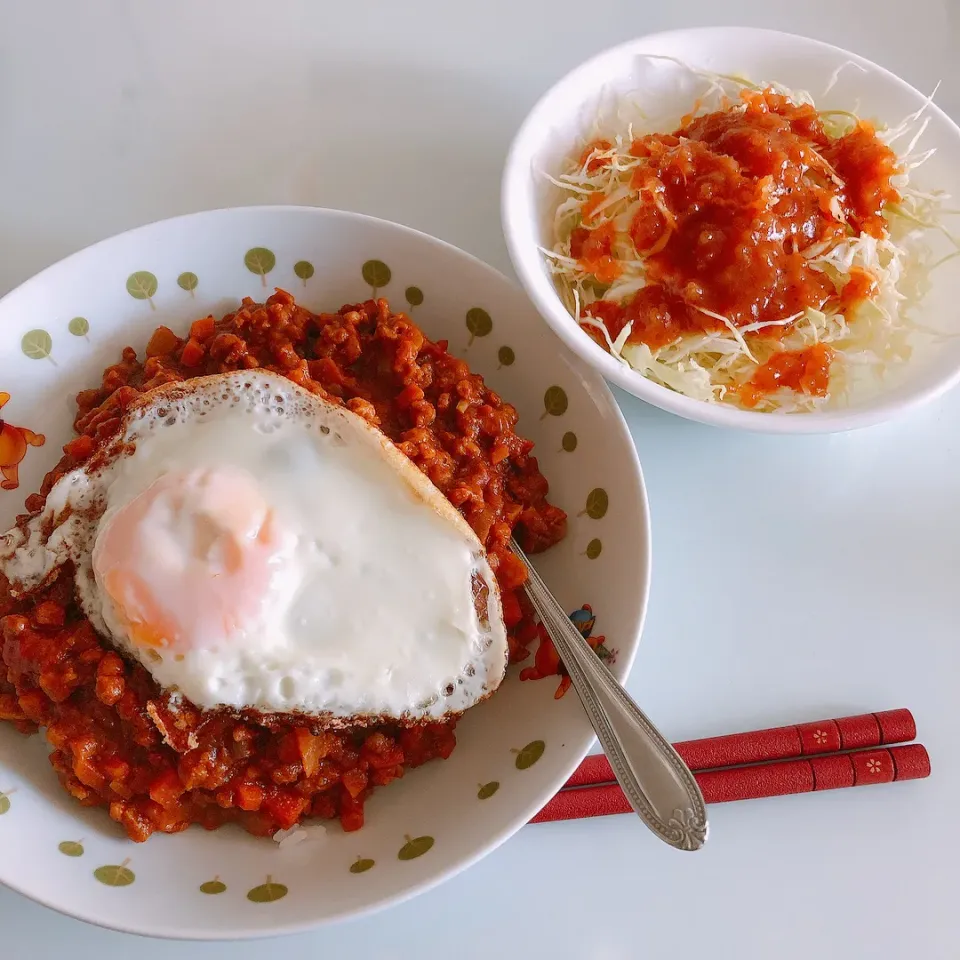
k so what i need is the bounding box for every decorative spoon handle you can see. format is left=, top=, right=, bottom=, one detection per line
left=511, top=538, right=708, bottom=851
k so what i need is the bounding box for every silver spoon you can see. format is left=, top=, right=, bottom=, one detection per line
left=511, top=538, right=708, bottom=851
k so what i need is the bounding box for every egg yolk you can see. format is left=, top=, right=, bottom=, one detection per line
left=93, top=468, right=293, bottom=652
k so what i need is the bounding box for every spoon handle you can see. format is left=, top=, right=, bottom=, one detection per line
left=512, top=539, right=708, bottom=851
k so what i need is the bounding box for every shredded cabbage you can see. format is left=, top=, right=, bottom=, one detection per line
left=542, top=63, right=956, bottom=412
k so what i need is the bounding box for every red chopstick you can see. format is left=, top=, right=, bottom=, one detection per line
left=530, top=709, right=930, bottom=825
left=563, top=708, right=916, bottom=788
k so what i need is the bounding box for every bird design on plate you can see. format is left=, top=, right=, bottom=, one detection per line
left=0, top=392, right=45, bottom=491
left=520, top=603, right=616, bottom=699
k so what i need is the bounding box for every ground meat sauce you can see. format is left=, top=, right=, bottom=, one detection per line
left=738, top=343, right=835, bottom=408
left=577, top=90, right=901, bottom=401
left=0, top=292, right=567, bottom=842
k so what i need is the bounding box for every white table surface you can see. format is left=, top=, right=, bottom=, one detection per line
left=2, top=1, right=959, bottom=957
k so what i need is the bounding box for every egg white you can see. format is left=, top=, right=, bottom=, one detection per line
left=0, top=372, right=508, bottom=722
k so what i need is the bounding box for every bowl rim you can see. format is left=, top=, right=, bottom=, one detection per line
left=0, top=204, right=652, bottom=939
left=502, top=25, right=960, bottom=434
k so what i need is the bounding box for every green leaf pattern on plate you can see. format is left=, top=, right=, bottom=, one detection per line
left=94, top=862, right=135, bottom=887
left=582, top=488, right=609, bottom=520
left=21, top=329, right=54, bottom=363
left=177, top=272, right=199, bottom=296
left=465, top=307, right=492, bottom=343
left=350, top=858, right=376, bottom=874
left=68, top=316, right=89, bottom=338
left=126, top=271, right=158, bottom=309
left=0, top=791, right=10, bottom=815
left=497, top=346, right=515, bottom=367
left=585, top=538, right=603, bottom=559
left=58, top=841, right=84, bottom=857
left=244, top=248, right=277, bottom=287
left=200, top=878, right=227, bottom=895
left=541, top=385, right=568, bottom=419
left=294, top=261, right=315, bottom=285
left=398, top=836, right=434, bottom=860
left=477, top=781, right=500, bottom=800
left=515, top=740, right=545, bottom=770
left=561, top=431, right=578, bottom=452
left=361, top=259, right=391, bottom=293
left=247, top=877, right=288, bottom=903
left=404, top=286, right=423, bottom=307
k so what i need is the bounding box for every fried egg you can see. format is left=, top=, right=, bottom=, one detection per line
left=0, top=372, right=508, bottom=722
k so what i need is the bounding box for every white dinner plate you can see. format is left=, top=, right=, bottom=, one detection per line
left=0, top=206, right=650, bottom=938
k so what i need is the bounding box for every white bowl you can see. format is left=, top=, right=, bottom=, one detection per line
left=0, top=206, right=650, bottom=938
left=502, top=27, right=960, bottom=433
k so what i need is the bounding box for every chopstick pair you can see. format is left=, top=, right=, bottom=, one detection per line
left=530, top=708, right=930, bottom=824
